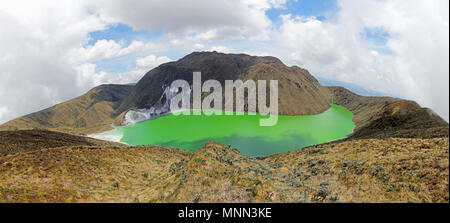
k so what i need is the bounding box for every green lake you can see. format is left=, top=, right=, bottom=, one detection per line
left=100, top=104, right=355, bottom=157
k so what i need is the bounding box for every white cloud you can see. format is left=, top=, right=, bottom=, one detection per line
left=119, top=40, right=157, bottom=55
left=193, top=44, right=206, bottom=51
left=75, top=54, right=172, bottom=89
left=275, top=0, right=449, bottom=121
left=75, top=63, right=108, bottom=87
left=136, top=55, right=172, bottom=70
left=92, top=0, right=282, bottom=40
left=72, top=40, right=123, bottom=62
left=69, top=40, right=158, bottom=63
left=0, top=106, right=8, bottom=122
left=75, top=63, right=146, bottom=86
left=0, top=0, right=172, bottom=124
left=269, top=0, right=289, bottom=9
left=0, top=0, right=111, bottom=124
left=209, top=46, right=237, bottom=54
left=193, top=27, right=248, bottom=41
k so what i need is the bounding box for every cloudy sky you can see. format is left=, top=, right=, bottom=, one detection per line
left=0, top=0, right=449, bottom=123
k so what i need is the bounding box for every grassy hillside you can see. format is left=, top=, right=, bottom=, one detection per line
left=0, top=84, right=133, bottom=135
left=329, top=86, right=449, bottom=139
left=0, top=139, right=447, bottom=203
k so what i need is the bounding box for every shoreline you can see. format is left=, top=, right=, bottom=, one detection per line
left=88, top=126, right=128, bottom=145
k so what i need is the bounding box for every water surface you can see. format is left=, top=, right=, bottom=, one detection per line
left=101, top=104, right=355, bottom=156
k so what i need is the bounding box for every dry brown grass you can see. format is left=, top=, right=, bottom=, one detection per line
left=0, top=129, right=123, bottom=156
left=266, top=137, right=449, bottom=203
left=0, top=146, right=190, bottom=203
left=1, top=138, right=447, bottom=203
left=0, top=84, right=133, bottom=135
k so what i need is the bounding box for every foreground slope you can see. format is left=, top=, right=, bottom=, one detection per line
left=0, top=129, right=123, bottom=156
left=1, top=140, right=447, bottom=203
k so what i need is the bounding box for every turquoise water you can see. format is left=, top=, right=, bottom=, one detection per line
left=101, top=104, right=355, bottom=156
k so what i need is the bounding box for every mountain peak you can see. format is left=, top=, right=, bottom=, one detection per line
left=115, top=51, right=331, bottom=120
left=179, top=51, right=284, bottom=67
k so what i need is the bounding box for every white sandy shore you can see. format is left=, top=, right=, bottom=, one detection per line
left=88, top=128, right=128, bottom=145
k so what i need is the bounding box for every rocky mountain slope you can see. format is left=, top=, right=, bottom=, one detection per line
left=116, top=52, right=331, bottom=120
left=0, top=140, right=447, bottom=203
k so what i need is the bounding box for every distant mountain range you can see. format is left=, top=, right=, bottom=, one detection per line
left=316, top=76, right=388, bottom=97
left=0, top=52, right=448, bottom=139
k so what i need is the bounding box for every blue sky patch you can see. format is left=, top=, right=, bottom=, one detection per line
left=360, top=27, right=390, bottom=45
left=94, top=58, right=134, bottom=74
left=360, top=27, right=396, bottom=55
left=267, top=0, right=337, bottom=24
left=87, top=23, right=162, bottom=46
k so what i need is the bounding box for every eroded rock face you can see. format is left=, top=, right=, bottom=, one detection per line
left=122, top=85, right=188, bottom=125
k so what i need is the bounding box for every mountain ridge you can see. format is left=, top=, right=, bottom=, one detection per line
left=0, top=84, right=133, bottom=135
left=0, top=52, right=447, bottom=139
